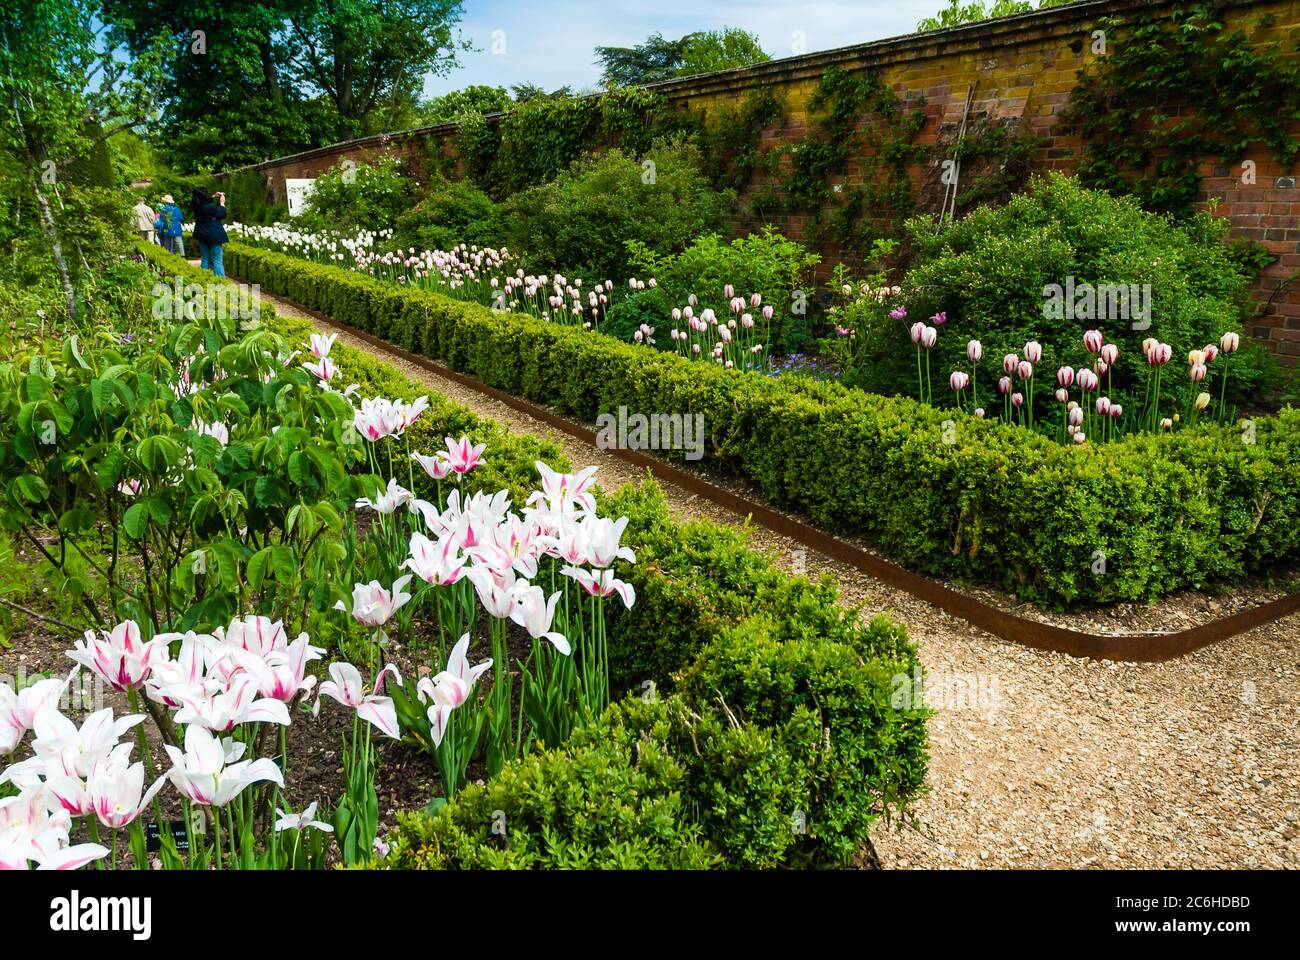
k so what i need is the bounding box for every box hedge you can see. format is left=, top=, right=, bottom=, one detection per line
left=222, top=241, right=1300, bottom=607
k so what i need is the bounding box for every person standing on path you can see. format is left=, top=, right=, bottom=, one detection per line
left=192, top=188, right=228, bottom=277
left=132, top=197, right=157, bottom=243
left=156, top=194, right=185, bottom=255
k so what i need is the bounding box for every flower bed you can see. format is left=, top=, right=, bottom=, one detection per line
left=0, top=241, right=925, bottom=870
left=222, top=241, right=1300, bottom=607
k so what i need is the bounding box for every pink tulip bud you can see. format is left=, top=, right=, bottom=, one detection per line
left=741, top=313, right=754, bottom=329
left=1073, top=432, right=1087, bottom=445
left=1084, top=330, right=1103, bottom=353
left=1095, top=360, right=1108, bottom=376
left=1018, top=360, right=1034, bottom=380
left=931, top=311, right=947, bottom=326
left=1003, top=353, right=1018, bottom=375
left=1057, top=366, right=1074, bottom=388
left=1160, top=417, right=1173, bottom=431
left=1220, top=332, right=1239, bottom=354
left=967, top=339, right=983, bottom=362
left=1203, top=344, right=1219, bottom=363
left=973, top=408, right=985, bottom=418
left=1024, top=340, right=1042, bottom=363
left=949, top=371, right=970, bottom=392
left=1189, top=362, right=1207, bottom=382
left=750, top=293, right=761, bottom=307
left=997, top=376, right=1012, bottom=396
left=1096, top=396, right=1111, bottom=416
left=1110, top=403, right=1123, bottom=419
left=1055, top=388, right=1069, bottom=403
left=1068, top=406, right=1084, bottom=426
left=762, top=304, right=774, bottom=321
left=890, top=305, right=908, bottom=321
left=1100, top=343, right=1119, bottom=365
left=921, top=326, right=938, bottom=349
left=1011, top=392, right=1024, bottom=408
left=724, top=284, right=734, bottom=298
left=1077, top=369, right=1098, bottom=391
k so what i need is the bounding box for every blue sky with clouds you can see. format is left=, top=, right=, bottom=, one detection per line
left=424, top=0, right=944, bottom=97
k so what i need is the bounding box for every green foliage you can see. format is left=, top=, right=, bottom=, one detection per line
left=503, top=137, right=734, bottom=279
left=377, top=481, right=927, bottom=869
left=596, top=28, right=768, bottom=87
left=299, top=157, right=415, bottom=234
left=781, top=66, right=927, bottom=249
left=693, top=88, right=787, bottom=195
left=224, top=239, right=1300, bottom=606
left=1063, top=3, right=1300, bottom=215
left=393, top=177, right=507, bottom=252
left=877, top=174, right=1268, bottom=408
left=626, top=227, right=821, bottom=352
left=916, top=0, right=1076, bottom=32
left=678, top=28, right=771, bottom=77
left=419, top=85, right=512, bottom=125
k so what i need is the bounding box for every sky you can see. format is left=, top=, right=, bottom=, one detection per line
left=423, top=0, right=947, bottom=97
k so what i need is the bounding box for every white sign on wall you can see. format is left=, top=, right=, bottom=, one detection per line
left=285, top=178, right=316, bottom=217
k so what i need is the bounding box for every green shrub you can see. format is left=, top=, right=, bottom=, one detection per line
left=626, top=227, right=822, bottom=353
left=221, top=241, right=1300, bottom=607
left=393, top=178, right=507, bottom=253
left=503, top=137, right=735, bottom=280
left=868, top=173, right=1268, bottom=408
left=299, top=157, right=415, bottom=234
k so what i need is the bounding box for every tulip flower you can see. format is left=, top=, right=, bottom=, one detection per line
left=1024, top=340, right=1042, bottom=363
left=275, top=802, right=333, bottom=834
left=1203, top=344, right=1219, bottom=363
left=890, top=305, right=908, bottom=321
left=1077, top=369, right=1099, bottom=392
left=578, top=515, right=636, bottom=568
left=309, top=333, right=336, bottom=359
left=1110, top=403, right=1123, bottom=419
left=1190, top=362, right=1207, bottom=382
left=910, top=322, right=926, bottom=345
left=226, top=634, right=324, bottom=704
left=1161, top=418, right=1173, bottom=430
left=1056, top=366, right=1074, bottom=388
left=973, top=408, right=985, bottom=418
left=1188, top=349, right=1206, bottom=367
left=1, top=676, right=67, bottom=755
left=1095, top=360, right=1109, bottom=376
left=337, top=575, right=413, bottom=629
left=997, top=376, right=1011, bottom=396
left=949, top=371, right=970, bottom=392
left=1055, top=388, right=1068, bottom=403
left=172, top=674, right=291, bottom=731
left=1017, top=360, right=1033, bottom=380
left=966, top=340, right=982, bottom=363
left=412, top=451, right=453, bottom=481
left=1084, top=330, right=1103, bottom=353
left=1011, top=392, right=1024, bottom=409
left=164, top=724, right=284, bottom=807
left=1100, top=343, right=1119, bottom=365
left=417, top=634, right=492, bottom=747
left=67, top=620, right=168, bottom=693
left=315, top=662, right=403, bottom=740
left=1068, top=407, right=1084, bottom=427
left=87, top=756, right=167, bottom=830
left=1220, top=332, right=1239, bottom=353
left=1073, top=432, right=1087, bottom=445
left=0, top=788, right=108, bottom=870
left=1195, top=392, right=1211, bottom=411
left=356, top=477, right=414, bottom=514
left=931, top=311, right=947, bottom=326
left=1096, top=396, right=1111, bottom=416
left=1003, top=353, right=1018, bottom=375
left=528, top=461, right=598, bottom=515
left=404, top=531, right=470, bottom=587
left=920, top=326, right=937, bottom=349
left=510, top=584, right=571, bottom=655
left=560, top=566, right=636, bottom=608
left=302, top=357, right=337, bottom=382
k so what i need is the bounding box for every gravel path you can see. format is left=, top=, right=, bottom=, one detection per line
left=262, top=288, right=1300, bottom=870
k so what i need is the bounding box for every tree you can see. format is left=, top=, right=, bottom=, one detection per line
left=916, top=0, right=1076, bottom=32
left=420, top=84, right=512, bottom=124
left=283, top=0, right=468, bottom=134
left=678, top=28, right=770, bottom=77
left=596, top=28, right=769, bottom=87
left=0, top=0, right=166, bottom=321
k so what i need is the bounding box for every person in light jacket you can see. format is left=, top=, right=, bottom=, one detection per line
left=132, top=198, right=157, bottom=243
left=156, top=194, right=185, bottom=255
left=192, top=188, right=228, bottom=277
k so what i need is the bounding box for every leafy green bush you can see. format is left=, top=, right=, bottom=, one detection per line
left=299, top=157, right=415, bottom=234
left=393, top=177, right=507, bottom=253
left=626, top=227, right=822, bottom=353
left=221, top=241, right=1300, bottom=607
left=503, top=137, right=734, bottom=280
left=864, top=173, right=1267, bottom=407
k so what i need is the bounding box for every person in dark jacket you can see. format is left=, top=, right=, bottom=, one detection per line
left=192, top=188, right=228, bottom=277
left=156, top=194, right=185, bottom=254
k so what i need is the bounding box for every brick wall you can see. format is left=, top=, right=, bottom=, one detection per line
left=229, top=0, right=1300, bottom=365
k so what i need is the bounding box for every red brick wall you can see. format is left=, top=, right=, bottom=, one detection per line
left=230, top=0, right=1300, bottom=365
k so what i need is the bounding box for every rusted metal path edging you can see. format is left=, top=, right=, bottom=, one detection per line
left=261, top=291, right=1300, bottom=663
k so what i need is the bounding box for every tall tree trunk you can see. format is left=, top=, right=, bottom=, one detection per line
left=30, top=174, right=78, bottom=324
left=259, top=39, right=282, bottom=102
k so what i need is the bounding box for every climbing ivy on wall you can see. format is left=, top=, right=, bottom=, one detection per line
left=454, top=89, right=697, bottom=199
left=779, top=66, right=928, bottom=249
left=693, top=87, right=787, bottom=194
left=1063, top=2, right=1300, bottom=215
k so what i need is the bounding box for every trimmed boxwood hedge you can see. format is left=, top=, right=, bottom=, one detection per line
left=223, top=241, right=1300, bottom=608
left=139, top=241, right=928, bottom=868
